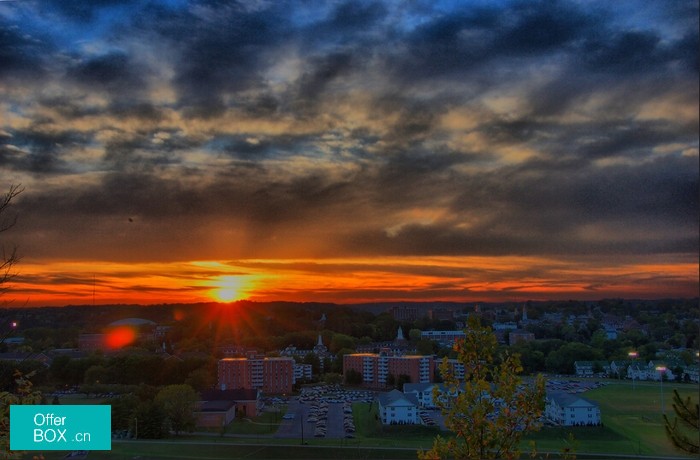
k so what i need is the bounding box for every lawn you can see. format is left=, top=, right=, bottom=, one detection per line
left=580, top=380, right=697, bottom=456
left=351, top=402, right=443, bottom=450
left=224, top=407, right=285, bottom=435
left=523, top=380, right=697, bottom=457
left=28, top=441, right=420, bottom=460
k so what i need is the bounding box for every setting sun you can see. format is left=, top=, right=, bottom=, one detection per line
left=211, top=275, right=250, bottom=303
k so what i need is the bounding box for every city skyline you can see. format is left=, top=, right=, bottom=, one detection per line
left=0, top=0, right=697, bottom=307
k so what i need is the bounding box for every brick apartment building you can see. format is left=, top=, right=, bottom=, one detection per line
left=218, top=356, right=295, bottom=394
left=343, top=351, right=434, bottom=388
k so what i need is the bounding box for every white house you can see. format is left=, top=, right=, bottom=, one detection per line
left=573, top=361, right=608, bottom=377
left=403, top=383, right=436, bottom=408
left=609, top=360, right=633, bottom=378
left=377, top=389, right=420, bottom=425
left=545, top=392, right=601, bottom=426
left=646, top=361, right=676, bottom=381
left=683, top=365, right=699, bottom=383
left=627, top=363, right=651, bottom=381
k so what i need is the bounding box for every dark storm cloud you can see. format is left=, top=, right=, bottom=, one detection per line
left=391, top=0, right=593, bottom=80
left=40, top=0, right=140, bottom=22
left=108, top=102, right=164, bottom=122
left=582, top=31, right=665, bottom=74
left=491, top=0, right=593, bottom=55
left=481, top=118, right=697, bottom=161
left=67, top=52, right=146, bottom=93
left=0, top=22, right=49, bottom=79
left=326, top=1, right=387, bottom=33
left=146, top=3, right=288, bottom=115
left=302, top=0, right=388, bottom=46
left=1, top=129, right=89, bottom=173
left=213, top=134, right=315, bottom=160
left=0, top=0, right=697, bottom=270
left=292, top=52, right=357, bottom=114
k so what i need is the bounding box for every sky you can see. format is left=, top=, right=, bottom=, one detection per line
left=0, top=0, right=697, bottom=307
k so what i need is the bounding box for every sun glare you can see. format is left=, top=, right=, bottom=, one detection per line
left=211, top=275, right=249, bottom=303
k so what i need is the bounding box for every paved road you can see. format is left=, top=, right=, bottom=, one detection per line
left=274, top=399, right=312, bottom=439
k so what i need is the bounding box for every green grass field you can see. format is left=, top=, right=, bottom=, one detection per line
left=578, top=381, right=697, bottom=456
left=522, top=380, right=698, bottom=457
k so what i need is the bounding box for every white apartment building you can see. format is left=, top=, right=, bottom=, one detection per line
left=545, top=392, right=601, bottom=426
left=377, top=389, right=420, bottom=425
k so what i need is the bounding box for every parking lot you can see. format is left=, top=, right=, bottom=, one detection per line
left=274, top=385, right=372, bottom=439
left=546, top=379, right=607, bottom=394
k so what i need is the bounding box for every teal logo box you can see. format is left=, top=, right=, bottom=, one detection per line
left=10, top=405, right=111, bottom=451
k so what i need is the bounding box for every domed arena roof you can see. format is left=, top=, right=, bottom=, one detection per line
left=108, top=318, right=157, bottom=327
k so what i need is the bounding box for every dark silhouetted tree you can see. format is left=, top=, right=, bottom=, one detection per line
left=664, top=389, right=699, bottom=455
left=155, top=384, right=198, bottom=436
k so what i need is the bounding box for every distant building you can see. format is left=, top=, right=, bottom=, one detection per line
left=627, top=360, right=680, bottom=382
left=627, top=363, right=650, bottom=380
left=78, top=333, right=108, bottom=351
left=343, top=351, right=434, bottom=388
left=47, top=348, right=88, bottom=360
left=420, top=330, right=465, bottom=347
left=403, top=383, right=439, bottom=408
left=279, top=334, right=332, bottom=374
left=377, top=389, right=420, bottom=425
left=217, top=344, right=258, bottom=357
left=445, top=358, right=465, bottom=381
left=428, top=309, right=454, bottom=321
left=218, top=356, right=295, bottom=394
left=492, top=322, right=518, bottom=331
left=354, top=328, right=415, bottom=355
left=683, top=365, right=699, bottom=383
left=78, top=317, right=160, bottom=351
left=545, top=392, right=601, bottom=426
left=0, top=352, right=51, bottom=366
left=197, top=388, right=261, bottom=427
left=609, top=360, right=633, bottom=378
left=294, top=363, right=313, bottom=382
left=603, top=326, right=618, bottom=340
left=389, top=305, right=421, bottom=322
left=196, top=399, right=236, bottom=428
left=508, top=329, right=535, bottom=346
left=403, top=382, right=463, bottom=409
left=573, top=361, right=608, bottom=377
left=646, top=361, right=678, bottom=381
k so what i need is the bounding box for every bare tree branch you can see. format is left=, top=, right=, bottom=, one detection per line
left=0, top=184, right=23, bottom=297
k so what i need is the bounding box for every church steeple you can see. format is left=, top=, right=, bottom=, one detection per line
left=396, top=326, right=405, bottom=341
left=313, top=334, right=327, bottom=354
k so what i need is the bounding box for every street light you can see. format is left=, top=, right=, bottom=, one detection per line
left=655, top=366, right=667, bottom=415
left=628, top=351, right=638, bottom=390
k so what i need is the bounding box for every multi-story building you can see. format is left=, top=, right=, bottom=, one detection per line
left=218, top=356, right=295, bottom=394
left=444, top=359, right=465, bottom=381
left=420, top=330, right=466, bottom=347
left=377, top=389, right=420, bottom=425
left=293, top=363, right=313, bottom=382
left=545, top=392, right=601, bottom=426
left=389, top=305, right=421, bottom=322
left=343, top=351, right=434, bottom=388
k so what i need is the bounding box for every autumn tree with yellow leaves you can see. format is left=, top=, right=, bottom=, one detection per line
left=419, top=318, right=545, bottom=460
